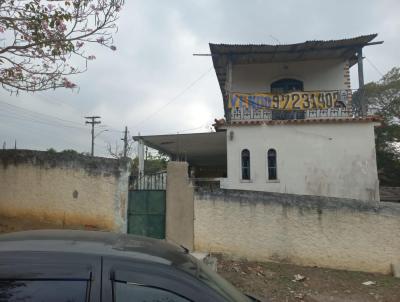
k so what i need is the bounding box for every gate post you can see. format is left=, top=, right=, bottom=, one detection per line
left=166, top=161, right=194, bottom=250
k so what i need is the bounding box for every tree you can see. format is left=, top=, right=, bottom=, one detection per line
left=361, top=67, right=400, bottom=186
left=0, top=0, right=124, bottom=93
left=131, top=151, right=169, bottom=176
left=106, top=139, right=133, bottom=159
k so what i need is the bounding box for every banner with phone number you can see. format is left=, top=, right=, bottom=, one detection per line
left=229, top=91, right=347, bottom=110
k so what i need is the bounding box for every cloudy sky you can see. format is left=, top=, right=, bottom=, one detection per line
left=0, top=0, right=399, bottom=157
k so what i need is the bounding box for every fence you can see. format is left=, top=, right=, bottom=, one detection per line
left=130, top=171, right=167, bottom=190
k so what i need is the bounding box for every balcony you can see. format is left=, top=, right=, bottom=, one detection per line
left=227, top=90, right=374, bottom=122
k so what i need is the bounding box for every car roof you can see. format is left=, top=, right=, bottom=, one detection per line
left=0, top=229, right=191, bottom=266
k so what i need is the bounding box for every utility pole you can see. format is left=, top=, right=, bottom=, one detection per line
left=121, top=126, right=128, bottom=158
left=85, top=116, right=101, bottom=156
left=14, top=140, right=16, bottom=150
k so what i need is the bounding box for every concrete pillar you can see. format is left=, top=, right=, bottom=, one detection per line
left=138, top=138, right=144, bottom=177
left=166, top=161, right=194, bottom=250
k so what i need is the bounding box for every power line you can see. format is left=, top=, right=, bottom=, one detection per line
left=0, top=100, right=85, bottom=128
left=0, top=116, right=85, bottom=150
left=0, top=111, right=86, bottom=131
left=37, top=91, right=78, bottom=109
left=0, top=100, right=124, bottom=134
left=131, top=67, right=213, bottom=129
left=168, top=124, right=207, bottom=133
left=365, top=57, right=385, bottom=78
left=99, top=124, right=123, bottom=133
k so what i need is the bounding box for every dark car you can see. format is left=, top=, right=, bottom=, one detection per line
left=0, top=230, right=256, bottom=302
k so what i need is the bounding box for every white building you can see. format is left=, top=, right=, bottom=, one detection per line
left=135, top=34, right=382, bottom=201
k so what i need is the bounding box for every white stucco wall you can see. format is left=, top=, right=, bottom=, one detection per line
left=231, top=59, right=348, bottom=92
left=220, top=122, right=380, bottom=201
left=194, top=190, right=400, bottom=274
left=0, top=150, right=130, bottom=233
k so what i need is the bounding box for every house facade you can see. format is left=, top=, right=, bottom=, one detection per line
left=210, top=36, right=381, bottom=201
left=221, top=122, right=379, bottom=200
left=135, top=34, right=382, bottom=202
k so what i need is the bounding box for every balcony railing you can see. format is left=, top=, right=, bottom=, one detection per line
left=230, top=107, right=354, bottom=121
left=227, top=90, right=373, bottom=121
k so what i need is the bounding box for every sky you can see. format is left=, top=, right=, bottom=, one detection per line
left=0, top=0, right=399, bottom=157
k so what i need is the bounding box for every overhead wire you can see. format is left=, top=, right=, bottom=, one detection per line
left=130, top=66, right=213, bottom=129
left=0, top=100, right=86, bottom=128
left=365, top=57, right=385, bottom=78
left=0, top=66, right=214, bottom=149
left=0, top=115, right=85, bottom=150
left=0, top=100, right=121, bottom=153
left=0, top=99, right=125, bottom=134
left=0, top=110, right=87, bottom=131
left=1, top=65, right=215, bottom=138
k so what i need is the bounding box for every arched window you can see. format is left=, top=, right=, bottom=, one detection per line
left=241, top=149, right=250, bottom=180
left=271, top=78, right=303, bottom=93
left=267, top=149, right=277, bottom=180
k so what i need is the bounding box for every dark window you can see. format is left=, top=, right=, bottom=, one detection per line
left=0, top=280, right=88, bottom=302
left=271, top=78, right=303, bottom=93
left=271, top=79, right=305, bottom=120
left=241, top=149, right=250, bottom=180
left=271, top=110, right=305, bottom=120
left=267, top=149, right=277, bottom=180
left=113, top=282, right=190, bottom=302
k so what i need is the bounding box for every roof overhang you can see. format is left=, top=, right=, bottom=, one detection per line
left=133, top=132, right=227, bottom=167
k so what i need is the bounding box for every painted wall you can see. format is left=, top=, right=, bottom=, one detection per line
left=0, top=150, right=130, bottom=233
left=194, top=189, right=400, bottom=274
left=166, top=161, right=194, bottom=250
left=220, top=122, right=380, bottom=201
left=231, top=59, right=349, bottom=93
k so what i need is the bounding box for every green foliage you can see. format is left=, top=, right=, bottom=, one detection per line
left=131, top=151, right=169, bottom=176
left=364, top=67, right=400, bottom=120
left=60, top=149, right=79, bottom=155
left=363, top=67, right=400, bottom=186
left=46, top=147, right=57, bottom=153
left=0, top=0, right=124, bottom=92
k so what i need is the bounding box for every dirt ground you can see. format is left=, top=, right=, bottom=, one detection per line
left=216, top=255, right=400, bottom=302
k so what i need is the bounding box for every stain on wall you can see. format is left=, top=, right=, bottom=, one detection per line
left=0, top=150, right=130, bottom=233
left=194, top=189, right=400, bottom=274
left=222, top=122, right=380, bottom=201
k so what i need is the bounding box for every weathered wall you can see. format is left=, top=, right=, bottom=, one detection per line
left=231, top=59, right=349, bottom=93
left=0, top=150, right=130, bottom=233
left=194, top=189, right=400, bottom=274
left=221, top=122, right=380, bottom=201
left=166, top=161, right=194, bottom=250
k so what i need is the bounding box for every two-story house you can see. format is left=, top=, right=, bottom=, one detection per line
left=134, top=34, right=382, bottom=201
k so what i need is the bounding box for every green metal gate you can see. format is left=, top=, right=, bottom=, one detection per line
left=128, top=172, right=166, bottom=239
